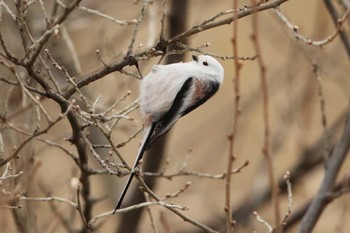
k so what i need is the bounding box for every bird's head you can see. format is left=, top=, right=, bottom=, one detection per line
left=192, top=55, right=224, bottom=83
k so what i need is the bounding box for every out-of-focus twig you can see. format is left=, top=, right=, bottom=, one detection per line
left=0, top=103, right=72, bottom=167
left=312, top=63, right=330, bottom=162
left=324, top=0, right=350, bottom=60
left=281, top=171, right=293, bottom=225
left=284, top=175, right=350, bottom=231
left=298, top=104, right=350, bottom=233
left=251, top=0, right=280, bottom=230
left=24, top=0, right=83, bottom=66
left=275, top=6, right=350, bottom=47
left=20, top=195, right=77, bottom=208
left=225, top=0, right=241, bottom=231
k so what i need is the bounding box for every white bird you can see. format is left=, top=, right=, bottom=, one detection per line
left=114, top=54, right=224, bottom=212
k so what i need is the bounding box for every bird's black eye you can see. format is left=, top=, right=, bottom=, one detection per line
left=203, top=61, right=208, bottom=66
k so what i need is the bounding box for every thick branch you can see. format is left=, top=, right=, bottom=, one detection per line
left=298, top=103, right=350, bottom=233
left=62, top=0, right=290, bottom=100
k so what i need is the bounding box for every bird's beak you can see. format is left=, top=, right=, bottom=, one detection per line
left=192, top=55, right=198, bottom=62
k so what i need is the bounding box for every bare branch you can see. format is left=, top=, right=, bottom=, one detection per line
left=312, top=63, right=331, bottom=162
left=324, top=0, right=350, bottom=59
left=254, top=211, right=273, bottom=233
left=298, top=104, right=350, bottom=233
left=77, top=5, right=137, bottom=25
left=0, top=103, right=72, bottom=167
left=281, top=171, right=293, bottom=225
left=20, top=196, right=77, bottom=208
left=274, top=6, right=350, bottom=47
left=251, top=0, right=280, bottom=229
left=62, top=0, right=291, bottom=100
left=0, top=171, right=23, bottom=180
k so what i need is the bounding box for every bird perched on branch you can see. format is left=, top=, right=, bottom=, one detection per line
left=114, top=54, right=224, bottom=212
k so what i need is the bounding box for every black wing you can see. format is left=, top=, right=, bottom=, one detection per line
left=181, top=79, right=220, bottom=116
left=146, top=77, right=194, bottom=149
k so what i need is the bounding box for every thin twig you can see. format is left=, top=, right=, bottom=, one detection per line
left=81, top=134, right=119, bottom=175
left=76, top=5, right=137, bottom=25
left=89, top=202, right=158, bottom=226
left=274, top=6, right=350, bottom=47
left=144, top=160, right=249, bottom=180
left=0, top=6, right=19, bottom=63
left=254, top=211, right=273, bottom=233
left=0, top=1, right=17, bottom=21
left=281, top=171, right=293, bottom=225
left=127, top=1, right=148, bottom=55
left=324, top=0, right=350, bottom=60
left=167, top=0, right=290, bottom=44
left=172, top=42, right=257, bottom=61
left=144, top=192, right=160, bottom=233
left=162, top=181, right=191, bottom=200
left=225, top=0, right=241, bottom=231
left=159, top=0, right=167, bottom=41
left=20, top=196, right=77, bottom=208
left=0, top=133, right=4, bottom=159
left=135, top=176, right=219, bottom=233
left=60, top=25, right=82, bottom=74
left=0, top=171, right=23, bottom=180
left=0, top=103, right=72, bottom=167
left=24, top=0, right=83, bottom=65
left=63, top=0, right=291, bottom=100
left=312, top=63, right=330, bottom=162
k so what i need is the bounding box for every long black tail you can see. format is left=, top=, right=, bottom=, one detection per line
left=113, top=124, right=154, bottom=213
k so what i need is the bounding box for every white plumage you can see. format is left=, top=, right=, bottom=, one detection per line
left=114, top=54, right=224, bottom=211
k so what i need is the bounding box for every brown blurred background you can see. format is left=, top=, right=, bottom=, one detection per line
left=0, top=0, right=350, bottom=232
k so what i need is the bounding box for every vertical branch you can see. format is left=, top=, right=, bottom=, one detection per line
left=116, top=1, right=189, bottom=233
left=15, top=0, right=30, bottom=51
left=250, top=0, right=280, bottom=229
left=225, top=0, right=241, bottom=232
left=126, top=1, right=148, bottom=55
left=159, top=0, right=167, bottom=41
left=165, top=0, right=188, bottom=63
left=65, top=104, right=92, bottom=233
left=312, top=63, right=330, bottom=161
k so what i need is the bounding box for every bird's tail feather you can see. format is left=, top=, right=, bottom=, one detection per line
left=113, top=124, right=154, bottom=213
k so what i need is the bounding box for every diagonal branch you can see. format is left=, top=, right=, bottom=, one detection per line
left=323, top=0, right=350, bottom=60
left=62, top=0, right=291, bottom=100
left=298, top=102, right=350, bottom=233
left=24, top=0, right=83, bottom=66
